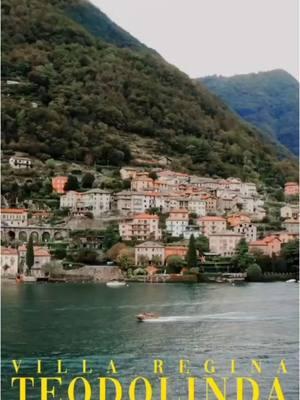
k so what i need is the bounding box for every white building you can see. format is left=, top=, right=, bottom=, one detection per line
left=233, top=222, right=257, bottom=242
left=166, top=209, right=189, bottom=237
left=19, top=245, right=51, bottom=277
left=1, top=247, right=19, bottom=277
left=183, top=225, right=202, bottom=240
left=241, top=182, right=258, bottom=197
left=60, top=189, right=111, bottom=217
left=280, top=205, right=299, bottom=219
left=1, top=208, right=28, bottom=227
left=188, top=197, right=206, bottom=217
left=9, top=156, right=32, bottom=169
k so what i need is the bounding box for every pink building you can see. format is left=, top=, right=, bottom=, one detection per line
left=52, top=176, right=68, bottom=194
left=249, top=236, right=281, bottom=257
left=284, top=182, right=299, bottom=197
left=119, top=213, right=161, bottom=241
left=197, top=216, right=226, bottom=237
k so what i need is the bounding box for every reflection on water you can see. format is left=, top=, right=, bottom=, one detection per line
left=1, top=282, right=299, bottom=399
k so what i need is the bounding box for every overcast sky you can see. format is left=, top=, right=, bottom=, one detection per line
left=90, top=0, right=298, bottom=79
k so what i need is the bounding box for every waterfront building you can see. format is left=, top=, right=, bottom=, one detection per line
left=135, top=241, right=165, bottom=265
left=18, top=245, right=51, bottom=277
left=1, top=208, right=28, bottom=227
left=0, top=247, right=19, bottom=277
left=119, top=213, right=161, bottom=241
left=249, top=236, right=281, bottom=257
left=165, top=245, right=188, bottom=260
left=209, top=232, right=243, bottom=257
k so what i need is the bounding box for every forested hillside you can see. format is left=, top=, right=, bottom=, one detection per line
left=1, top=0, right=298, bottom=186
left=200, top=70, right=299, bottom=155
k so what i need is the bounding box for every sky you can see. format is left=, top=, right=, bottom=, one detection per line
left=90, top=0, right=299, bottom=79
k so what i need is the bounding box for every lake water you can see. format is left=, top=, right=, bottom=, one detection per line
left=1, top=282, right=299, bottom=399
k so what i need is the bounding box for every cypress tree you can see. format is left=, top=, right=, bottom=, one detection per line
left=26, top=235, right=34, bottom=275
left=186, top=234, right=198, bottom=269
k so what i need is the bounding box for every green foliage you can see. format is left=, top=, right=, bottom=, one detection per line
left=71, top=248, right=98, bottom=264
left=102, top=226, right=120, bottom=251
left=166, top=255, right=185, bottom=273
left=200, top=70, right=299, bottom=155
left=1, top=0, right=298, bottom=185
left=232, top=239, right=256, bottom=272
left=64, top=175, right=79, bottom=191
left=195, top=235, right=209, bottom=255
left=81, top=172, right=95, bottom=188
left=185, top=235, right=198, bottom=269
left=26, top=235, right=34, bottom=273
left=281, top=240, right=299, bottom=275
left=246, top=264, right=262, bottom=281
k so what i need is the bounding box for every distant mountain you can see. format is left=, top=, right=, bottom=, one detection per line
left=1, top=0, right=298, bottom=186
left=199, top=70, right=299, bottom=155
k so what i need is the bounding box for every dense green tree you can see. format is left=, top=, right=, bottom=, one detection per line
left=186, top=235, right=198, bottom=269
left=195, top=235, right=209, bottom=255
left=64, top=175, right=79, bottom=191
left=166, top=256, right=185, bottom=273
left=81, top=172, right=95, bottom=188
left=232, top=239, right=256, bottom=272
left=26, top=235, right=34, bottom=275
left=281, top=240, right=299, bottom=276
left=246, top=264, right=262, bottom=282
left=102, top=226, right=120, bottom=251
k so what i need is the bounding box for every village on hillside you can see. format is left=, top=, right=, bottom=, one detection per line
left=1, top=155, right=299, bottom=283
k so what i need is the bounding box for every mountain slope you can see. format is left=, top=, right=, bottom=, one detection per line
left=65, top=0, right=156, bottom=54
left=1, top=0, right=298, bottom=186
left=199, top=70, right=299, bottom=155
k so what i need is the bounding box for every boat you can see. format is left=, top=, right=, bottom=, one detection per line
left=136, top=312, right=160, bottom=322
left=106, top=280, right=126, bottom=288
left=285, top=279, right=296, bottom=283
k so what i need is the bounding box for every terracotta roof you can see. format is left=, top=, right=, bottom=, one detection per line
left=250, top=235, right=280, bottom=246
left=133, top=213, right=159, bottom=220
left=285, top=182, right=298, bottom=186
left=169, top=208, right=189, bottom=213
left=18, top=245, right=50, bottom=257
left=199, top=216, right=226, bottom=222
left=135, top=241, right=164, bottom=248
left=1, top=208, right=27, bottom=214
left=0, top=247, right=18, bottom=255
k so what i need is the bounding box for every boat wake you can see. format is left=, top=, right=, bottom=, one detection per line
left=142, top=312, right=285, bottom=323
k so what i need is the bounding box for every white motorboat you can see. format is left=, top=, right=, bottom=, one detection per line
left=106, top=280, right=126, bottom=288
left=285, top=279, right=296, bottom=283
left=136, top=312, right=160, bottom=322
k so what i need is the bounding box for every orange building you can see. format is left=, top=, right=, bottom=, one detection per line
left=165, top=245, right=188, bottom=260
left=249, top=235, right=281, bottom=257
left=284, top=182, right=299, bottom=197
left=52, top=176, right=68, bottom=194
left=227, top=214, right=251, bottom=227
